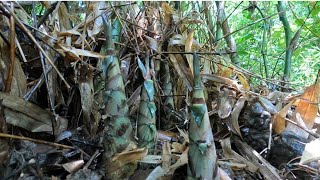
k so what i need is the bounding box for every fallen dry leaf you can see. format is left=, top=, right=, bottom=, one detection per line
left=300, top=138, right=320, bottom=164
left=162, top=142, right=171, bottom=172
left=185, top=29, right=194, bottom=75
left=162, top=3, right=174, bottom=25
left=62, top=160, right=84, bottom=174
left=236, top=72, right=250, bottom=91
left=157, top=130, right=177, bottom=142
left=110, top=148, right=148, bottom=171
left=273, top=100, right=295, bottom=134
left=59, top=44, right=107, bottom=61
left=295, top=79, right=320, bottom=129
left=218, top=88, right=236, bottom=119
left=171, top=142, right=186, bottom=153
left=227, top=96, right=246, bottom=138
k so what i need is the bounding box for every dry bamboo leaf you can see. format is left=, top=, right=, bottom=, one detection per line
left=144, top=35, right=158, bottom=52
left=87, top=2, right=106, bottom=42
left=168, top=51, right=192, bottom=91
left=185, top=29, right=194, bottom=75
left=168, top=34, right=185, bottom=46
left=218, top=167, right=232, bottom=180
left=267, top=91, right=289, bottom=102
left=162, top=142, right=171, bottom=172
left=110, top=148, right=148, bottom=171
left=58, top=29, right=82, bottom=37
left=300, top=138, right=320, bottom=164
left=127, top=85, right=142, bottom=107
left=167, top=147, right=188, bottom=175
left=0, top=47, right=27, bottom=96
left=285, top=112, right=309, bottom=139
left=79, top=64, right=95, bottom=136
left=136, top=10, right=147, bottom=37
left=171, top=142, right=186, bottom=153
left=217, top=64, right=233, bottom=78
left=161, top=3, right=174, bottom=25
left=146, top=166, right=165, bottom=180
left=15, top=8, right=30, bottom=24
left=236, top=72, right=250, bottom=91
left=62, top=160, right=84, bottom=174
left=220, top=138, right=258, bottom=173
left=217, top=161, right=247, bottom=169
left=140, top=155, right=162, bottom=164
left=177, top=127, right=189, bottom=143
left=201, top=74, right=241, bottom=91
left=146, top=6, right=161, bottom=38
left=234, top=138, right=282, bottom=180
left=0, top=92, right=53, bottom=133
left=58, top=2, right=72, bottom=30
left=59, top=44, right=107, bottom=61
left=218, top=88, right=236, bottom=119
left=295, top=80, right=320, bottom=129
left=259, top=97, right=278, bottom=115
left=227, top=96, right=246, bottom=138
left=157, top=130, right=177, bottom=142
left=0, top=100, right=9, bottom=165
left=273, top=100, right=295, bottom=134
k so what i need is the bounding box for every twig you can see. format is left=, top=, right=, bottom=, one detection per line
left=158, top=51, right=236, bottom=55
left=37, top=2, right=58, bottom=28
left=5, top=2, right=15, bottom=92
left=83, top=150, right=100, bottom=169
left=39, top=52, right=56, bottom=136
left=23, top=56, right=57, bottom=101
left=1, top=2, right=70, bottom=89
left=15, top=37, right=27, bottom=62
left=215, top=10, right=286, bottom=43
left=0, top=133, right=74, bottom=149
left=285, top=118, right=320, bottom=138
left=0, top=30, right=10, bottom=45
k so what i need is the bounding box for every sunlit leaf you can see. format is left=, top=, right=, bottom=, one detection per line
left=168, top=34, right=185, bottom=46
left=295, top=79, right=320, bottom=129
left=59, top=44, right=107, bottom=61
left=228, top=96, right=247, bottom=138
left=300, top=138, right=320, bottom=164
left=144, top=35, right=158, bottom=52
left=185, top=29, right=194, bottom=75
left=273, top=100, right=295, bottom=134
left=110, top=148, right=148, bottom=171
left=218, top=88, right=236, bottom=119
left=237, top=72, right=250, bottom=91
left=162, top=3, right=174, bottom=25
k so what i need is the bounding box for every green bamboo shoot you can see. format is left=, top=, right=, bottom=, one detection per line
left=101, top=15, right=134, bottom=179
left=137, top=53, right=157, bottom=149
left=188, top=53, right=219, bottom=179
